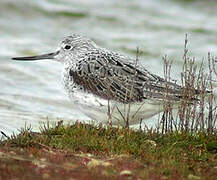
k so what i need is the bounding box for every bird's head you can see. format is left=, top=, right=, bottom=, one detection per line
left=12, top=34, right=97, bottom=64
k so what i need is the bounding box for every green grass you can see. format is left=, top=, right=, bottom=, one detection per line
left=0, top=122, right=216, bottom=180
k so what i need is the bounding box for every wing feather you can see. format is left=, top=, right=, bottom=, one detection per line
left=70, top=50, right=186, bottom=103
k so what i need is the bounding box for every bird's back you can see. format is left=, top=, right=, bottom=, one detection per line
left=64, top=48, right=196, bottom=104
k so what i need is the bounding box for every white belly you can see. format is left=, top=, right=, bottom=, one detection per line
left=69, top=90, right=166, bottom=126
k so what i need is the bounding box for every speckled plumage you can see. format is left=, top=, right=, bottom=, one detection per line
left=61, top=35, right=185, bottom=103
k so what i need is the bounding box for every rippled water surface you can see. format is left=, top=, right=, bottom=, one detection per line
left=1, top=0, right=217, bottom=136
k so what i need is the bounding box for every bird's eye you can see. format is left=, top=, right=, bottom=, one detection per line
left=64, top=45, right=72, bottom=50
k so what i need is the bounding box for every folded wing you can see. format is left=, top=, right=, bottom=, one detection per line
left=69, top=50, right=195, bottom=103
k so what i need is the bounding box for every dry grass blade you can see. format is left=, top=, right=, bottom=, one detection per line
left=161, top=34, right=217, bottom=134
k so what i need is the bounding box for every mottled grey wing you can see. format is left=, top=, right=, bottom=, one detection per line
left=70, top=51, right=184, bottom=103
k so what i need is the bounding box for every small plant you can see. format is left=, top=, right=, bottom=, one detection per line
left=160, top=34, right=217, bottom=134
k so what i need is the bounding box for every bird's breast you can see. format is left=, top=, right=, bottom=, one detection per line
left=62, top=67, right=77, bottom=96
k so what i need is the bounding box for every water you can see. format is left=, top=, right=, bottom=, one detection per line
left=1, top=0, right=217, bottom=136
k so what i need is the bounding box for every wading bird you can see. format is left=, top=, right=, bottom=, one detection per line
left=12, top=35, right=202, bottom=126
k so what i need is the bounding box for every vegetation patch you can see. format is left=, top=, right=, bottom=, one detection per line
left=0, top=122, right=216, bottom=180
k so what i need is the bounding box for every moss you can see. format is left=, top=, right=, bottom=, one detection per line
left=0, top=122, right=216, bottom=179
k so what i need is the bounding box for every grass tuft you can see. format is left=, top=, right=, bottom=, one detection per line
left=1, top=122, right=216, bottom=179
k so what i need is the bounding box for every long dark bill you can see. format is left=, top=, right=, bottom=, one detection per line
left=12, top=51, right=59, bottom=61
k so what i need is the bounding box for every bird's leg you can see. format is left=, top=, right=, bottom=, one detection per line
left=107, top=100, right=113, bottom=126
left=139, top=118, right=143, bottom=131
